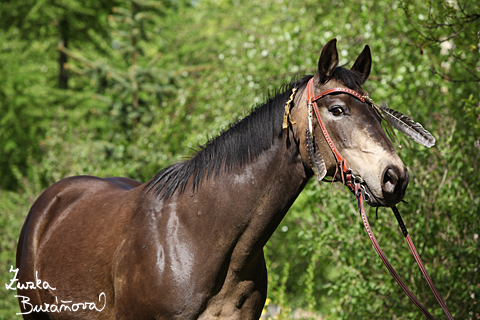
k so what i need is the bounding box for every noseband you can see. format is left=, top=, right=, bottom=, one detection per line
left=303, top=77, right=454, bottom=320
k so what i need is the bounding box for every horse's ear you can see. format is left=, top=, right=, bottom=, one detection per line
left=351, top=45, right=372, bottom=84
left=316, top=38, right=339, bottom=84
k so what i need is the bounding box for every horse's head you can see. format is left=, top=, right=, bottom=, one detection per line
left=291, top=39, right=413, bottom=207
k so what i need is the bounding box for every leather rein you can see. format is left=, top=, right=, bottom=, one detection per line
left=304, top=78, right=454, bottom=319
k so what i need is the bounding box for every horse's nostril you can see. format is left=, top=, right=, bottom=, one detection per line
left=379, top=166, right=409, bottom=206
left=383, top=168, right=399, bottom=194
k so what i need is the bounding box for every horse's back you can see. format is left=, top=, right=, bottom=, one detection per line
left=16, top=175, right=143, bottom=319
left=17, top=175, right=142, bottom=261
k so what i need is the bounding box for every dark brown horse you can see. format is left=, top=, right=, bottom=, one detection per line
left=16, top=39, right=410, bottom=319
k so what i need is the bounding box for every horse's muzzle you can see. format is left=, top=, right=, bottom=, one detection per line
left=381, top=166, right=409, bottom=207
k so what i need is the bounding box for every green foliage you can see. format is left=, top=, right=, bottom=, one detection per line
left=401, top=0, right=480, bottom=82
left=0, top=0, right=118, bottom=190
left=59, top=0, right=176, bottom=135
left=1, top=0, right=479, bottom=319
left=0, top=176, right=42, bottom=317
left=0, top=0, right=116, bottom=52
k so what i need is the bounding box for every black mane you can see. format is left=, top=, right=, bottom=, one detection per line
left=145, top=67, right=362, bottom=199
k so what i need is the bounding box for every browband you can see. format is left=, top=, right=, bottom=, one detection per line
left=309, top=86, right=368, bottom=104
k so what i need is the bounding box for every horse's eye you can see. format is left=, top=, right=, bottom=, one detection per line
left=330, top=106, right=345, bottom=116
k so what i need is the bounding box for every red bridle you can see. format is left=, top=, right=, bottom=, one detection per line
left=305, top=77, right=454, bottom=320
left=306, top=77, right=360, bottom=186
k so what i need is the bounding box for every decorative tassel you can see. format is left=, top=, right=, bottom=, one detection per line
left=306, top=102, right=326, bottom=181
left=282, top=88, right=297, bottom=129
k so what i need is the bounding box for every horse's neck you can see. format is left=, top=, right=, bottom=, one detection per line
left=179, top=134, right=310, bottom=266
